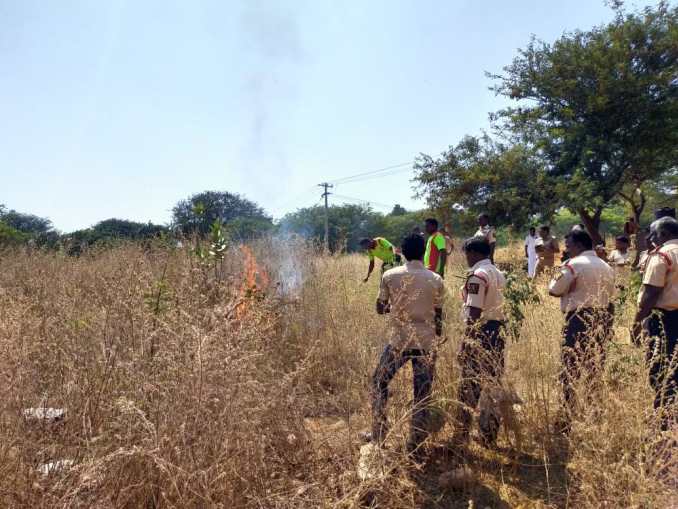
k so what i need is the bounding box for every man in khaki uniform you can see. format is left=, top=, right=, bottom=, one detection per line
left=366, top=234, right=446, bottom=452
left=633, top=217, right=678, bottom=430
left=548, top=229, right=615, bottom=421
left=456, top=237, right=507, bottom=445
left=535, top=225, right=560, bottom=275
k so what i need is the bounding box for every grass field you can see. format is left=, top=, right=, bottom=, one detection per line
left=0, top=239, right=676, bottom=508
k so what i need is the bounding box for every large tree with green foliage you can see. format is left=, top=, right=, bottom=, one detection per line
left=414, top=135, right=557, bottom=231
left=490, top=2, right=678, bottom=242
left=280, top=204, right=385, bottom=252
left=172, top=191, right=272, bottom=239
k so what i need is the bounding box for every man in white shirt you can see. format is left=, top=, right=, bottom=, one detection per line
left=608, top=235, right=631, bottom=267
left=475, top=213, right=497, bottom=264
left=525, top=227, right=538, bottom=278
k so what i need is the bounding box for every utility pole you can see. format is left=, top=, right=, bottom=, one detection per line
left=318, top=182, right=333, bottom=253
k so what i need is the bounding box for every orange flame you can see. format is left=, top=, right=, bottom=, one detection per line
left=235, top=245, right=269, bottom=319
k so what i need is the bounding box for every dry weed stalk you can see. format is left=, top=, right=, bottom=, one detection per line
left=0, top=240, right=674, bottom=508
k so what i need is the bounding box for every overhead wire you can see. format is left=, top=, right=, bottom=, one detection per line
left=329, top=161, right=413, bottom=185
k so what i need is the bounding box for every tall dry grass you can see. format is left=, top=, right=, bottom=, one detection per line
left=0, top=240, right=675, bottom=508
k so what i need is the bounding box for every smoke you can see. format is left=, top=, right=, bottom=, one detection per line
left=238, top=1, right=305, bottom=188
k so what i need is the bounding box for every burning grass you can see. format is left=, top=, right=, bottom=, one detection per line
left=0, top=240, right=675, bottom=508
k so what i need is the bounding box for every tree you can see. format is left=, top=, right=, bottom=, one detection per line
left=280, top=204, right=385, bottom=252
left=414, top=135, right=557, bottom=231
left=390, top=204, right=408, bottom=216
left=0, top=209, right=53, bottom=235
left=172, top=191, right=272, bottom=238
left=490, top=2, right=678, bottom=242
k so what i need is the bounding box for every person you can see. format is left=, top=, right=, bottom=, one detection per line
left=359, top=237, right=401, bottom=283
left=548, top=229, right=615, bottom=424
left=412, top=226, right=424, bottom=238
left=561, top=224, right=585, bottom=263
left=456, top=237, right=507, bottom=446
left=365, top=234, right=445, bottom=453
left=525, top=227, right=538, bottom=278
left=633, top=217, right=678, bottom=430
left=535, top=225, right=560, bottom=275
left=424, top=218, right=447, bottom=278
left=655, top=207, right=676, bottom=220
left=475, top=213, right=497, bottom=263
left=608, top=235, right=631, bottom=267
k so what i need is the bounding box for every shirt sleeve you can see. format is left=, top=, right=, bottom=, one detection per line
left=378, top=274, right=390, bottom=301
left=643, top=254, right=668, bottom=287
left=434, top=234, right=446, bottom=251
left=464, top=274, right=488, bottom=310
left=549, top=266, right=575, bottom=296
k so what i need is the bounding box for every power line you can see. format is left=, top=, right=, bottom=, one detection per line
left=332, top=194, right=392, bottom=210
left=329, top=161, right=413, bottom=185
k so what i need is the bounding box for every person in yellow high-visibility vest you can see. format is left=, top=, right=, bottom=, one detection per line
left=360, top=237, right=402, bottom=283
left=424, top=218, right=447, bottom=278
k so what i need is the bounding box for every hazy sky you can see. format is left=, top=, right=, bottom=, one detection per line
left=1, top=0, right=624, bottom=232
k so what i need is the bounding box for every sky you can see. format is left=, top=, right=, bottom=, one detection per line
left=0, top=0, right=631, bottom=232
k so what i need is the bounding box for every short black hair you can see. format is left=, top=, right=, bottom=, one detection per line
left=478, top=213, right=489, bottom=219
left=539, top=225, right=551, bottom=233
left=615, top=235, right=630, bottom=244
left=359, top=238, right=372, bottom=247
left=401, top=234, right=426, bottom=261
left=462, top=237, right=491, bottom=257
left=656, top=217, right=678, bottom=237
left=566, top=229, right=593, bottom=250
left=655, top=207, right=676, bottom=219
left=424, top=218, right=439, bottom=229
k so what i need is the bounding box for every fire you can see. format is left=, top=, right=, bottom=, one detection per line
left=234, top=245, right=269, bottom=319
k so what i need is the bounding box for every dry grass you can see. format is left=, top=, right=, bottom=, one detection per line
left=0, top=240, right=675, bottom=508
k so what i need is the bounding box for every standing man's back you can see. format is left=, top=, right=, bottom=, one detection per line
left=365, top=234, right=445, bottom=455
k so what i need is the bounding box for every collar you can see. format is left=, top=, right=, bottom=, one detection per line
left=661, top=239, right=678, bottom=248
left=468, top=258, right=492, bottom=273
left=579, top=250, right=597, bottom=257
left=406, top=260, right=426, bottom=269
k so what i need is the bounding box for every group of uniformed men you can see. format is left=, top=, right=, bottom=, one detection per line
left=359, top=213, right=677, bottom=456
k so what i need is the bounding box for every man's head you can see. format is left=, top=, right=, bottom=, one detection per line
left=655, top=207, right=676, bottom=220
left=565, top=229, right=593, bottom=257
left=615, top=235, right=630, bottom=252
left=478, top=213, right=489, bottom=227
left=529, top=227, right=536, bottom=236
left=424, top=218, right=439, bottom=235
left=539, top=225, right=551, bottom=239
left=401, top=233, right=426, bottom=262
left=359, top=238, right=375, bottom=251
left=412, top=226, right=422, bottom=236
left=463, top=237, right=491, bottom=267
left=653, top=217, right=678, bottom=246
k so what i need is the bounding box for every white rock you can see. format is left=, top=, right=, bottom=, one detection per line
left=37, top=459, right=74, bottom=476
left=357, top=443, right=388, bottom=481
left=23, top=408, right=66, bottom=424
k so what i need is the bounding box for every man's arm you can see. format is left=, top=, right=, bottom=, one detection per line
left=376, top=274, right=390, bottom=314
left=633, top=285, right=662, bottom=344
left=548, top=267, right=574, bottom=297
left=438, top=251, right=447, bottom=277
left=464, top=306, right=483, bottom=337
left=364, top=259, right=375, bottom=283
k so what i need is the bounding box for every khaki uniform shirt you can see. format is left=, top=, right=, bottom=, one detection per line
left=461, top=259, right=506, bottom=322
left=549, top=251, right=615, bottom=313
left=536, top=236, right=560, bottom=267
left=640, top=239, right=678, bottom=311
left=378, top=260, right=446, bottom=351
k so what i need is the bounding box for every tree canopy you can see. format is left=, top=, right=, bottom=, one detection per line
left=414, top=135, right=557, bottom=231
left=489, top=2, right=678, bottom=241
left=172, top=191, right=272, bottom=239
